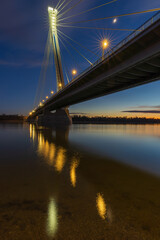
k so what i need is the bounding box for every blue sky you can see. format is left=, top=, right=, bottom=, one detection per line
left=0, top=0, right=160, bottom=117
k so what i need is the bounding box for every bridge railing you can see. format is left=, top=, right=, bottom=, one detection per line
left=69, top=10, right=160, bottom=85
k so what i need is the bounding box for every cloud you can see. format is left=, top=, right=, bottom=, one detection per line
left=122, top=110, right=160, bottom=114
left=70, top=112, right=87, bottom=115
left=131, top=105, right=160, bottom=109
left=122, top=104, right=160, bottom=114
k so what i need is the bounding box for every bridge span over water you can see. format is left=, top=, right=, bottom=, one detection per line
left=29, top=11, right=160, bottom=125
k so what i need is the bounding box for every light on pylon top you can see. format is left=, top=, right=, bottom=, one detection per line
left=48, top=7, right=53, bottom=11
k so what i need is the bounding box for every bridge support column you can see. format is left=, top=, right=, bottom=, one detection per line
left=37, top=108, right=72, bottom=127
left=27, top=115, right=37, bottom=123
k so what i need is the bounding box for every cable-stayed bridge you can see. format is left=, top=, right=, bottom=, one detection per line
left=28, top=2, right=160, bottom=125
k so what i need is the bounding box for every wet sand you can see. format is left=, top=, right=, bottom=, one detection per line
left=0, top=124, right=160, bottom=239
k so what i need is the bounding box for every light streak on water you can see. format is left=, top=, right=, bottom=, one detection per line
left=46, top=198, right=58, bottom=237
left=70, top=158, right=79, bottom=187
left=54, top=148, right=66, bottom=172
left=96, top=193, right=107, bottom=220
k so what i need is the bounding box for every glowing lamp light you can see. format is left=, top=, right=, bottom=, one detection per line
left=46, top=96, right=49, bottom=99
left=113, top=18, right=117, bottom=23
left=102, top=39, right=109, bottom=49
left=40, top=102, right=44, bottom=107
left=29, top=112, right=32, bottom=115
left=59, top=83, right=62, bottom=87
left=51, top=91, right=54, bottom=94
left=72, top=69, right=77, bottom=75
left=42, top=100, right=45, bottom=102
left=48, top=7, right=53, bottom=11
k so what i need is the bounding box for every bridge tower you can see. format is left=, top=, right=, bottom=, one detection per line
left=48, top=7, right=65, bottom=92
left=34, top=7, right=72, bottom=126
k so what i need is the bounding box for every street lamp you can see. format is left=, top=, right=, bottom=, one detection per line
left=51, top=91, right=54, bottom=94
left=46, top=96, right=49, bottom=99
left=102, top=39, right=109, bottom=60
left=59, top=83, right=62, bottom=88
left=72, top=69, right=77, bottom=79
left=39, top=102, right=44, bottom=107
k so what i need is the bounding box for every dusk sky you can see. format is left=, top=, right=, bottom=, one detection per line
left=0, top=0, right=160, bottom=117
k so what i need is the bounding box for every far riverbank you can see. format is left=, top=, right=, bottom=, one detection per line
left=72, top=115, right=160, bottom=124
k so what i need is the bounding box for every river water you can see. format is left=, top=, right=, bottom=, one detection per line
left=0, top=123, right=160, bottom=240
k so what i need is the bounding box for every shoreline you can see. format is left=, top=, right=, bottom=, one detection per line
left=1, top=120, right=160, bottom=125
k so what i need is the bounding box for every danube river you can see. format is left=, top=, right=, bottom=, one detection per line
left=0, top=123, right=160, bottom=240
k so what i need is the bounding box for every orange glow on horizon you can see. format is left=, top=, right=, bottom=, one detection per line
left=77, top=111, right=160, bottom=119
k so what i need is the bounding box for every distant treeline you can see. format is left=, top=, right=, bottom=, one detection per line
left=72, top=115, right=160, bottom=124
left=0, top=115, right=25, bottom=122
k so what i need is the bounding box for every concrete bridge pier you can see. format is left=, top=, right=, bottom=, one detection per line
left=27, top=115, right=37, bottom=123
left=37, top=108, right=72, bottom=127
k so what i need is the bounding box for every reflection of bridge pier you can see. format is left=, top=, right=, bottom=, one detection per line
left=31, top=123, right=70, bottom=145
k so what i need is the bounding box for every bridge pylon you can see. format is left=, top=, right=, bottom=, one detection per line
left=48, top=7, right=64, bottom=92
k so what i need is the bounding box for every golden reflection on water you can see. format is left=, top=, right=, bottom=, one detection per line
left=96, top=193, right=107, bottom=220
left=70, top=158, right=79, bottom=187
left=30, top=124, right=35, bottom=141
left=44, top=141, right=50, bottom=158
left=55, top=148, right=66, bottom=173
left=35, top=128, right=66, bottom=172
left=37, top=133, right=56, bottom=166
left=31, top=125, right=111, bottom=226
left=30, top=124, right=32, bottom=139
left=46, top=198, right=58, bottom=237
left=49, top=143, right=56, bottom=165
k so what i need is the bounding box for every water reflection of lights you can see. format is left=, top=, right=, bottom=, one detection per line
left=30, top=124, right=35, bottom=141
left=49, top=143, right=56, bottom=165
left=38, top=135, right=56, bottom=166
left=30, top=126, right=113, bottom=226
left=96, top=193, right=107, bottom=220
left=70, top=158, right=79, bottom=187
left=36, top=130, right=66, bottom=171
left=46, top=198, right=58, bottom=237
left=55, top=148, right=66, bottom=173
left=30, top=124, right=32, bottom=138
left=44, top=141, right=50, bottom=158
